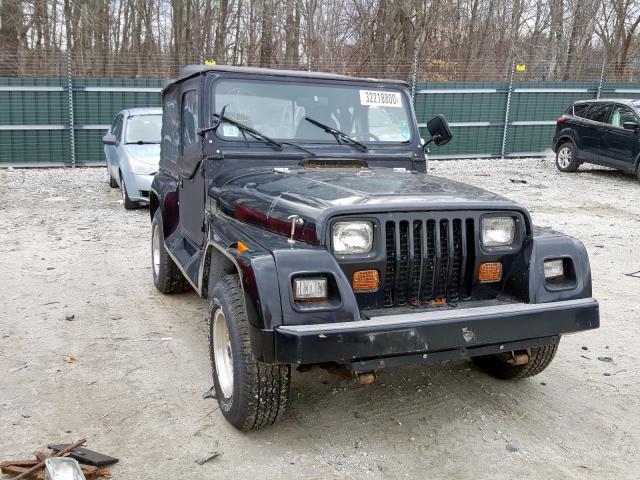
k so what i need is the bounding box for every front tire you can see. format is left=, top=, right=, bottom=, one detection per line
left=555, top=142, right=580, bottom=172
left=473, top=341, right=559, bottom=380
left=151, top=209, right=187, bottom=294
left=108, top=166, right=118, bottom=188
left=120, top=172, right=138, bottom=210
left=208, top=274, right=290, bottom=431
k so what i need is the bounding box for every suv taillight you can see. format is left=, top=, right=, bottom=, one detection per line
left=556, top=116, right=567, bottom=124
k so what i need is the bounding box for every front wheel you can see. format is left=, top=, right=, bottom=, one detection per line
left=107, top=165, right=118, bottom=188
left=473, top=341, right=559, bottom=380
left=208, top=274, right=290, bottom=431
left=120, top=172, right=138, bottom=210
left=555, top=142, right=580, bottom=172
left=151, top=209, right=187, bottom=293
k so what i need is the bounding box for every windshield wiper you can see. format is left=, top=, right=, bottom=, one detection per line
left=211, top=111, right=283, bottom=150
left=303, top=117, right=368, bottom=151
left=199, top=106, right=317, bottom=156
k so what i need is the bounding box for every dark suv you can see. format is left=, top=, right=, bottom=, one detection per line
left=150, top=65, right=599, bottom=430
left=553, top=99, right=640, bottom=180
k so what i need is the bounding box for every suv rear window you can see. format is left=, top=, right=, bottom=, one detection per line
left=585, top=104, right=612, bottom=123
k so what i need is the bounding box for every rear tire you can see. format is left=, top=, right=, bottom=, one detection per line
left=208, top=274, right=290, bottom=431
left=120, top=172, right=138, bottom=210
left=151, top=209, right=188, bottom=294
left=473, top=341, right=559, bottom=380
left=555, top=142, right=580, bottom=172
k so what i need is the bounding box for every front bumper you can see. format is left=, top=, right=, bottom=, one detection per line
left=270, top=298, right=599, bottom=367
left=124, top=171, right=155, bottom=203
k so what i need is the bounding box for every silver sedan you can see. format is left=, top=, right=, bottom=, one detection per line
left=103, top=107, right=162, bottom=209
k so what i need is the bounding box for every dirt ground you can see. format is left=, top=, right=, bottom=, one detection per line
left=1, top=158, right=639, bottom=479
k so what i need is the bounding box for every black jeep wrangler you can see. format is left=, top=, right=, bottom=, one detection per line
left=149, top=65, right=599, bottom=431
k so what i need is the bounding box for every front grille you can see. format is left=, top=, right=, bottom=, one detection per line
left=383, top=216, right=475, bottom=307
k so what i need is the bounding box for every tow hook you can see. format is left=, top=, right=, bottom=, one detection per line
left=508, top=351, right=530, bottom=366
left=355, top=371, right=376, bottom=385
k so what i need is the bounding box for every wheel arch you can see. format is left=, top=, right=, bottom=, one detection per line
left=149, top=191, right=160, bottom=221
left=203, top=243, right=239, bottom=299
left=555, top=135, right=577, bottom=152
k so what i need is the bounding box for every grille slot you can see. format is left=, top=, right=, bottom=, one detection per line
left=384, top=216, right=474, bottom=307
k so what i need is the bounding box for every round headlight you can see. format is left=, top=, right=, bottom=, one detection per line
left=481, top=217, right=516, bottom=247
left=333, top=221, right=373, bottom=254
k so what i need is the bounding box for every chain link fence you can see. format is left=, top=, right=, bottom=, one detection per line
left=1, top=50, right=640, bottom=166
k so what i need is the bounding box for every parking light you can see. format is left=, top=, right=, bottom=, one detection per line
left=352, top=270, right=379, bottom=292
left=478, top=262, right=502, bottom=283
left=293, top=277, right=328, bottom=302
left=544, top=259, right=564, bottom=280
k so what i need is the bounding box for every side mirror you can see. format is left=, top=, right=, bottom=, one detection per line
left=622, top=121, right=639, bottom=132
left=425, top=114, right=453, bottom=147
left=103, top=133, right=117, bottom=145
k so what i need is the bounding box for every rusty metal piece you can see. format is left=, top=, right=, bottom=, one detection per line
left=429, top=298, right=447, bottom=306
left=508, top=351, right=530, bottom=366
left=1, top=459, right=106, bottom=480
left=10, top=438, right=86, bottom=480
left=355, top=371, right=376, bottom=385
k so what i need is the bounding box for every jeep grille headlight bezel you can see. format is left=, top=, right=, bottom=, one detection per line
left=481, top=216, right=516, bottom=247
left=332, top=221, right=374, bottom=255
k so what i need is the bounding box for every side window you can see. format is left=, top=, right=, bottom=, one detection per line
left=161, top=90, right=180, bottom=164
left=110, top=114, right=123, bottom=141
left=610, top=105, right=637, bottom=128
left=110, top=114, right=121, bottom=133
left=181, top=90, right=199, bottom=149
left=586, top=103, right=612, bottom=123
left=573, top=104, right=589, bottom=118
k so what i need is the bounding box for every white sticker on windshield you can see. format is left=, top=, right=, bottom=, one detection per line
left=222, top=124, right=240, bottom=137
left=360, top=90, right=402, bottom=107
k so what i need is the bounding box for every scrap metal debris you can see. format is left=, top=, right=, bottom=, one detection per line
left=0, top=438, right=112, bottom=480
left=195, top=452, right=221, bottom=465
left=203, top=386, right=216, bottom=399
left=624, top=270, right=640, bottom=278
left=597, top=356, right=613, bottom=363
left=47, top=445, right=118, bottom=467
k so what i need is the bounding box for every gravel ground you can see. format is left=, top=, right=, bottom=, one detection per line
left=1, top=158, right=639, bottom=479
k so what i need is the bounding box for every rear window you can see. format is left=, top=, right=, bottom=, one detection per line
left=585, top=104, right=612, bottom=123
left=573, top=104, right=589, bottom=118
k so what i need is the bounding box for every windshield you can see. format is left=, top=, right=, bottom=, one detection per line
left=125, top=115, right=162, bottom=143
left=212, top=79, right=412, bottom=144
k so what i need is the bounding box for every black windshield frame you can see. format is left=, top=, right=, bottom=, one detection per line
left=208, top=75, right=416, bottom=149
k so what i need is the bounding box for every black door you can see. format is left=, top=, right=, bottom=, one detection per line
left=581, top=103, right=612, bottom=164
left=177, top=82, right=206, bottom=247
left=600, top=104, right=639, bottom=172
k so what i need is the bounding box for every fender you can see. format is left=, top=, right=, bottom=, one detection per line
left=554, top=132, right=578, bottom=154
left=524, top=227, right=592, bottom=303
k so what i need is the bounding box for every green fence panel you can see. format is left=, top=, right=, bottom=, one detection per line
left=0, top=129, right=70, bottom=164
left=3, top=76, right=640, bottom=165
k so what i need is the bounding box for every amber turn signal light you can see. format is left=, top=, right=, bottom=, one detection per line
left=352, top=270, right=379, bottom=292
left=478, top=262, right=502, bottom=283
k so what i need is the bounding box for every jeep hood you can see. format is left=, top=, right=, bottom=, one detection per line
left=212, top=167, right=527, bottom=244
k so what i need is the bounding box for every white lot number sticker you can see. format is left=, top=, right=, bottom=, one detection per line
left=222, top=124, right=240, bottom=137
left=360, top=90, right=402, bottom=107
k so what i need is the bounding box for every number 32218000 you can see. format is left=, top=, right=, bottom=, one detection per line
left=359, top=90, right=402, bottom=107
